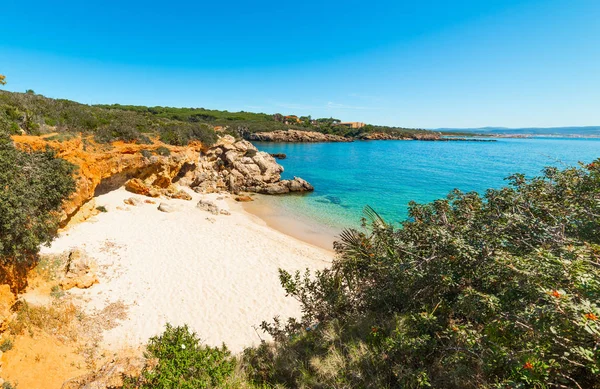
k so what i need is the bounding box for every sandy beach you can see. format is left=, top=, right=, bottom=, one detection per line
left=241, top=194, right=341, bottom=251
left=39, top=187, right=333, bottom=354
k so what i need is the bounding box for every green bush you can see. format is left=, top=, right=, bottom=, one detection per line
left=94, top=123, right=151, bottom=144
left=0, top=133, right=76, bottom=267
left=126, top=324, right=235, bottom=389
left=158, top=122, right=217, bottom=146
left=140, top=149, right=153, bottom=159
left=0, top=338, right=13, bottom=352
left=246, top=161, right=600, bottom=388
left=155, top=146, right=171, bottom=156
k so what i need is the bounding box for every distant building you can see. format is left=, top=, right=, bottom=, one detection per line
left=284, top=115, right=301, bottom=125
left=336, top=122, right=366, bottom=129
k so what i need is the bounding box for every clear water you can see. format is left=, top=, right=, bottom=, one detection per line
left=252, top=138, right=600, bottom=230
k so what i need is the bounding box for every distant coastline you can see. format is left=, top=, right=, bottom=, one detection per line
left=438, top=126, right=600, bottom=138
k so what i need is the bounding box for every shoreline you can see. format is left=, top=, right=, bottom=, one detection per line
left=240, top=194, right=341, bottom=252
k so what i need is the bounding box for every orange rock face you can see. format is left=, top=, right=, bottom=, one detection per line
left=12, top=134, right=203, bottom=226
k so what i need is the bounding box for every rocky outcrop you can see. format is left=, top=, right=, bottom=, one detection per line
left=11, top=134, right=314, bottom=227
left=59, top=250, right=98, bottom=290
left=270, top=153, right=286, bottom=159
left=357, top=132, right=441, bottom=140
left=180, top=135, right=314, bottom=195
left=245, top=130, right=351, bottom=143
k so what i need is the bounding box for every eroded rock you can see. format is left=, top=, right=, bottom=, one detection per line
left=197, top=199, right=220, bottom=215
left=190, top=136, right=313, bottom=195
left=59, top=250, right=98, bottom=290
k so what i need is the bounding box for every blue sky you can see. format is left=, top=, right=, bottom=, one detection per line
left=1, top=0, right=599, bottom=128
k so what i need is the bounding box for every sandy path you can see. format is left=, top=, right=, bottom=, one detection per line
left=41, top=188, right=333, bottom=353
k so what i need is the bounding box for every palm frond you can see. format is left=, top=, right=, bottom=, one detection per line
left=363, top=205, right=387, bottom=227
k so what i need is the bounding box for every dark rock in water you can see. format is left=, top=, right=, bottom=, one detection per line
left=325, top=195, right=342, bottom=205
left=270, top=153, right=287, bottom=160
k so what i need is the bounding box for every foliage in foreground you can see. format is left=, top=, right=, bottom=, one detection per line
left=0, top=132, right=76, bottom=270
left=124, top=324, right=236, bottom=389
left=242, top=161, right=600, bottom=388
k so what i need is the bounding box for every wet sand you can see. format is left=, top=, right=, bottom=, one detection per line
left=241, top=194, right=341, bottom=252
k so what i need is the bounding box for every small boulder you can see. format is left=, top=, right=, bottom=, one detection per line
left=219, top=209, right=231, bottom=216
left=235, top=195, right=253, bottom=202
left=124, top=197, right=142, bottom=206
left=288, top=176, right=314, bottom=192
left=59, top=250, right=99, bottom=291
left=197, top=199, right=219, bottom=215
left=168, top=189, right=193, bottom=201
left=125, top=178, right=160, bottom=198
left=158, top=202, right=179, bottom=213
left=264, top=183, right=290, bottom=195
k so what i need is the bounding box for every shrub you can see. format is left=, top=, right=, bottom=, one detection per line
left=94, top=123, right=151, bottom=144
left=0, top=338, right=13, bottom=352
left=140, top=149, right=153, bottom=159
left=158, top=122, right=217, bottom=146
left=0, top=133, right=76, bottom=268
left=96, top=206, right=107, bottom=213
left=126, top=324, right=235, bottom=389
left=155, top=146, right=171, bottom=156
left=247, top=161, right=600, bottom=389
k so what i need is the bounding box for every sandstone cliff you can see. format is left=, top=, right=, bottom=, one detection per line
left=12, top=134, right=313, bottom=226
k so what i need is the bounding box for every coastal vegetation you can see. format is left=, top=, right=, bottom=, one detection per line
left=96, top=103, right=435, bottom=139
left=0, top=89, right=435, bottom=142
left=123, top=324, right=236, bottom=389
left=238, top=161, right=600, bottom=388
left=117, top=161, right=600, bottom=388
left=0, top=131, right=76, bottom=289
left=0, top=90, right=217, bottom=146
left=0, top=85, right=598, bottom=387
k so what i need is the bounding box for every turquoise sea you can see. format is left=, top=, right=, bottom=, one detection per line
left=252, top=138, right=600, bottom=231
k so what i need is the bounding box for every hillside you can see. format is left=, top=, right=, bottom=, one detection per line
left=0, top=90, right=437, bottom=142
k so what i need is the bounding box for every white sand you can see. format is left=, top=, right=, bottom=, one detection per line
left=40, top=187, right=333, bottom=353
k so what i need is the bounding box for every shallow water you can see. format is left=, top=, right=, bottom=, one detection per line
left=252, top=138, right=600, bottom=231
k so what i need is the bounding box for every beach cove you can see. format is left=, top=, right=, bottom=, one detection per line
left=38, top=187, right=333, bottom=354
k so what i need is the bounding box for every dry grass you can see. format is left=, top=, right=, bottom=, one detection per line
left=5, top=251, right=129, bottom=370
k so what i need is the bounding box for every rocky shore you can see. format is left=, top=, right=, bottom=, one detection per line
left=245, top=129, right=351, bottom=143
left=243, top=129, right=492, bottom=143
left=357, top=132, right=441, bottom=140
